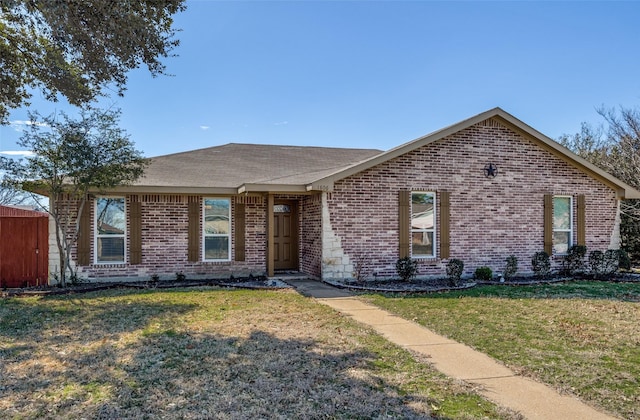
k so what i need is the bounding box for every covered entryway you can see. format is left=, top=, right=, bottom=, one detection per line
left=0, top=206, right=49, bottom=288
left=273, top=200, right=299, bottom=271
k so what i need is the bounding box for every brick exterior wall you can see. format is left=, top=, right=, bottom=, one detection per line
left=299, top=194, right=323, bottom=278
left=73, top=194, right=269, bottom=281
left=323, top=118, right=619, bottom=279
left=60, top=193, right=322, bottom=282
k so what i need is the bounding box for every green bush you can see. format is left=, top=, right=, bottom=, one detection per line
left=589, top=250, right=604, bottom=277
left=604, top=250, right=620, bottom=275
left=589, top=249, right=621, bottom=278
left=474, top=266, right=493, bottom=281
left=69, top=272, right=81, bottom=286
left=620, top=211, right=640, bottom=264
left=395, top=257, right=418, bottom=282
left=531, top=251, right=551, bottom=278
left=618, top=249, right=632, bottom=271
left=503, top=255, right=518, bottom=281
left=561, top=245, right=587, bottom=275
left=446, top=259, right=464, bottom=286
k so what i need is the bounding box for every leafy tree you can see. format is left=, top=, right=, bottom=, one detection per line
left=0, top=0, right=186, bottom=123
left=0, top=108, right=147, bottom=286
left=559, top=106, right=640, bottom=262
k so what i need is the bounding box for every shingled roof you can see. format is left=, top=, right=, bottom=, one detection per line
left=122, top=143, right=382, bottom=194
left=109, top=108, right=640, bottom=199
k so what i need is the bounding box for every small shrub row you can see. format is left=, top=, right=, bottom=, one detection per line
left=533, top=246, right=629, bottom=279
left=467, top=256, right=519, bottom=283
left=392, top=246, right=628, bottom=286
left=589, top=249, right=629, bottom=278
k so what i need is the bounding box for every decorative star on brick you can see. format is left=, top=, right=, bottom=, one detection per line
left=484, top=163, right=498, bottom=177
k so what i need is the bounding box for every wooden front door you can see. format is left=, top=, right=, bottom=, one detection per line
left=273, top=201, right=298, bottom=271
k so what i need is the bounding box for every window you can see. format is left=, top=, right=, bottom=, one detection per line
left=411, top=192, right=436, bottom=257
left=553, top=196, right=573, bottom=254
left=95, top=197, right=126, bottom=263
left=203, top=198, right=231, bottom=261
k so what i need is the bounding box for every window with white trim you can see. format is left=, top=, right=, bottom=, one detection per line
left=411, top=192, right=436, bottom=258
left=203, top=198, right=231, bottom=261
left=95, top=197, right=126, bottom=263
left=553, top=195, right=573, bottom=254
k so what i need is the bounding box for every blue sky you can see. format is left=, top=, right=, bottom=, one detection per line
left=1, top=0, right=639, bottom=158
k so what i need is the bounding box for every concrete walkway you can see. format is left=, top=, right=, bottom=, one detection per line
left=285, top=278, right=617, bottom=420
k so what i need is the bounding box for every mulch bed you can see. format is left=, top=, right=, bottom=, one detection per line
left=326, top=271, right=640, bottom=293
left=325, top=278, right=478, bottom=293
left=1, top=277, right=292, bottom=297
left=5, top=272, right=640, bottom=298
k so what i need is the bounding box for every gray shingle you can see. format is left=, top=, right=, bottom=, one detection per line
left=135, top=143, right=382, bottom=189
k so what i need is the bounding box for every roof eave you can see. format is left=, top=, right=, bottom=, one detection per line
left=96, top=185, right=241, bottom=195
left=237, top=183, right=312, bottom=194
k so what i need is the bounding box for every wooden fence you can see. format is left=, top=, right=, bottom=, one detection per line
left=0, top=206, right=49, bottom=288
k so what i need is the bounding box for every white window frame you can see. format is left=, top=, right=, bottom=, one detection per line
left=94, top=196, right=126, bottom=264
left=553, top=195, right=573, bottom=255
left=202, top=197, right=231, bottom=262
left=411, top=191, right=437, bottom=258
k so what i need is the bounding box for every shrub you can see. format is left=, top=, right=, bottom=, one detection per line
left=531, top=251, right=550, bottom=278
left=176, top=271, right=186, bottom=281
left=352, top=252, right=372, bottom=282
left=69, top=272, right=81, bottom=286
left=618, top=249, right=632, bottom=271
left=589, top=250, right=604, bottom=277
left=395, top=257, right=418, bottom=282
left=503, top=255, right=518, bottom=281
left=474, top=266, right=493, bottom=281
left=604, top=250, right=620, bottom=275
left=589, top=249, right=620, bottom=278
left=561, top=245, right=587, bottom=276
left=446, top=259, right=464, bottom=286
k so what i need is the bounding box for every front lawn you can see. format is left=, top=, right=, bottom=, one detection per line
left=0, top=288, right=516, bottom=419
left=363, top=281, right=640, bottom=420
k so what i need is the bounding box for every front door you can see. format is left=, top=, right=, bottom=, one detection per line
left=273, top=201, right=298, bottom=271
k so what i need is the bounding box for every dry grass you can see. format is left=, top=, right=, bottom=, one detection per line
left=0, top=287, right=516, bottom=419
left=364, top=281, right=640, bottom=420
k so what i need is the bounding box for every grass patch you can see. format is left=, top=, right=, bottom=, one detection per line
left=0, top=288, right=516, bottom=419
left=363, top=281, right=640, bottom=419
